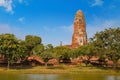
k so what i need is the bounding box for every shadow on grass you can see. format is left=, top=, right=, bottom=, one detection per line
left=0, top=62, right=33, bottom=70
left=9, top=65, right=33, bottom=70
left=46, top=66, right=65, bottom=69
left=86, top=65, right=120, bottom=73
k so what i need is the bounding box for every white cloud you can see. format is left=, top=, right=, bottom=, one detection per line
left=92, top=0, right=104, bottom=6
left=18, top=0, right=23, bottom=3
left=43, top=26, right=57, bottom=32
left=109, top=5, right=116, bottom=9
left=61, top=24, right=73, bottom=32
left=0, top=24, right=24, bottom=39
left=0, top=0, right=29, bottom=14
left=18, top=17, right=25, bottom=22
left=87, top=17, right=120, bottom=39
left=18, top=0, right=29, bottom=6
left=41, top=25, right=74, bottom=46
left=42, top=24, right=73, bottom=33
left=0, top=24, right=11, bottom=33
left=0, top=0, right=13, bottom=13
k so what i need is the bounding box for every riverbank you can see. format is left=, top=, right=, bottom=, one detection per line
left=0, top=65, right=120, bottom=74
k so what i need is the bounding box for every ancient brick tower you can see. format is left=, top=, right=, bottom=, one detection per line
left=72, top=10, right=87, bottom=48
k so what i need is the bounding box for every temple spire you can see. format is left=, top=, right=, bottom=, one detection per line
left=72, top=10, right=87, bottom=48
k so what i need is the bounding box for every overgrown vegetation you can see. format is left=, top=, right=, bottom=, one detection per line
left=0, top=27, right=120, bottom=70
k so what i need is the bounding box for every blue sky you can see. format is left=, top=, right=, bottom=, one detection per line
left=0, top=0, right=120, bottom=46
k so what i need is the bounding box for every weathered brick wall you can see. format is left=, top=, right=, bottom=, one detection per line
left=72, top=10, right=87, bottom=48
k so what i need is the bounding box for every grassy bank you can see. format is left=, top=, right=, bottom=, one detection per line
left=0, top=65, right=120, bottom=74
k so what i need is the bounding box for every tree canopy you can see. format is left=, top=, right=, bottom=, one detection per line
left=0, top=27, right=120, bottom=69
left=90, top=28, right=120, bottom=69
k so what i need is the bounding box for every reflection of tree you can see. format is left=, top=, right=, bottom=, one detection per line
left=106, top=76, right=118, bottom=80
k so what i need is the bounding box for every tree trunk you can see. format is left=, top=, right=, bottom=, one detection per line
left=7, top=58, right=10, bottom=70
left=113, top=63, right=117, bottom=70
left=57, top=59, right=60, bottom=64
left=45, top=62, right=48, bottom=68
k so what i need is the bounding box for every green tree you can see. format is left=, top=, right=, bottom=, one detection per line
left=16, top=40, right=27, bottom=62
left=53, top=46, right=72, bottom=63
left=90, top=28, right=120, bottom=69
left=40, top=44, right=53, bottom=67
left=72, top=45, right=96, bottom=66
left=25, top=35, right=42, bottom=56
left=33, top=44, right=44, bottom=55
left=0, top=34, right=24, bottom=69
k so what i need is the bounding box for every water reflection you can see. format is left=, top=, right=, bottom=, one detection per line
left=22, top=74, right=58, bottom=80
left=106, top=76, right=120, bottom=80
left=0, top=73, right=120, bottom=80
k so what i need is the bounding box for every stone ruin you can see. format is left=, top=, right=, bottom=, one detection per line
left=72, top=10, right=88, bottom=48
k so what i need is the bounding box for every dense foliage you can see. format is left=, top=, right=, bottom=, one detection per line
left=0, top=27, right=120, bottom=69
left=90, top=28, right=120, bottom=69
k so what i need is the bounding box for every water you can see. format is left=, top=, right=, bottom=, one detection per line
left=0, top=73, right=120, bottom=80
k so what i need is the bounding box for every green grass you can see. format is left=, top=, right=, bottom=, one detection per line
left=0, top=65, right=120, bottom=74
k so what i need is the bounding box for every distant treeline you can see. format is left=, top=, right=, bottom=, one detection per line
left=0, top=27, right=120, bottom=69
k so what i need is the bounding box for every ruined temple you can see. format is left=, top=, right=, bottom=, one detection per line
left=72, top=10, right=87, bottom=48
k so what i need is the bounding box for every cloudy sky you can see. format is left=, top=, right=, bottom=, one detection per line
left=0, top=0, right=120, bottom=46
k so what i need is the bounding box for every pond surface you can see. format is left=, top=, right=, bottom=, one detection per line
left=0, top=73, right=120, bottom=80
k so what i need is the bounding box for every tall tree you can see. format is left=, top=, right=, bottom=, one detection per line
left=40, top=44, right=53, bottom=67
left=25, top=35, right=42, bottom=56
left=0, top=34, right=24, bottom=69
left=90, top=28, right=120, bottom=69
left=33, top=44, right=44, bottom=55
left=53, top=46, right=72, bottom=62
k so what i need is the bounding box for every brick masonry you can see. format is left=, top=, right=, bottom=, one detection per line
left=72, top=10, right=88, bottom=48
